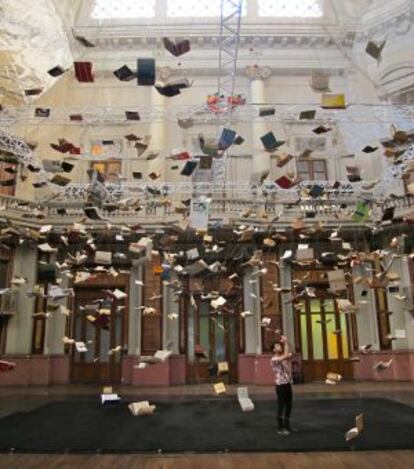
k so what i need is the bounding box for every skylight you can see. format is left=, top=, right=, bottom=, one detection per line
left=167, top=0, right=246, bottom=17
left=258, top=0, right=323, bottom=18
left=91, top=0, right=155, bottom=19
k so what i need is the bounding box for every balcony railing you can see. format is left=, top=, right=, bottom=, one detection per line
left=0, top=191, right=413, bottom=229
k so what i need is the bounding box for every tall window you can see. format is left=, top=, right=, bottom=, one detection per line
left=91, top=160, right=122, bottom=183
left=258, top=0, right=323, bottom=18
left=297, top=159, right=327, bottom=181
left=91, top=0, right=155, bottom=19
left=167, top=0, right=246, bottom=17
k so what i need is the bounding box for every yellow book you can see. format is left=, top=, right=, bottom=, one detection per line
left=214, top=382, right=227, bottom=395
left=321, top=93, right=346, bottom=109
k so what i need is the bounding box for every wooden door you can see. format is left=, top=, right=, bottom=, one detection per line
left=186, top=300, right=239, bottom=384
left=71, top=288, right=126, bottom=384
left=297, top=298, right=353, bottom=381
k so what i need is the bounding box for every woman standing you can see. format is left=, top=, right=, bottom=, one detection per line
left=271, top=336, right=294, bottom=435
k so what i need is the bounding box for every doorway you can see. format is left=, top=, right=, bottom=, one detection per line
left=186, top=299, right=239, bottom=383
left=71, top=287, right=127, bottom=383
left=296, top=298, right=354, bottom=381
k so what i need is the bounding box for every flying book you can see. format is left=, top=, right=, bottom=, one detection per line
left=163, top=37, right=190, bottom=57
left=213, top=382, right=227, bottom=395
left=365, top=40, right=386, bottom=60
left=345, top=414, right=364, bottom=442
left=128, top=401, right=156, bottom=416
left=260, top=131, right=285, bottom=152
left=321, top=94, right=346, bottom=109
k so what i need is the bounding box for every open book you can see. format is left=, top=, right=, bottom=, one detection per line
left=345, top=413, right=364, bottom=442
left=128, top=401, right=156, bottom=416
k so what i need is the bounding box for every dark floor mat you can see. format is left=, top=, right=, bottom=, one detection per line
left=0, top=398, right=412, bottom=453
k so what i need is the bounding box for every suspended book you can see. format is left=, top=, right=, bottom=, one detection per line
left=74, top=34, right=95, bottom=48
left=259, top=107, right=275, bottom=117
left=218, top=128, right=237, bottom=150
left=345, top=414, right=364, bottom=442
left=155, top=78, right=192, bottom=97
left=114, top=65, right=136, bottom=82
left=35, top=108, right=50, bottom=118
left=321, top=94, right=346, bottom=109
left=299, top=110, right=316, bottom=120
left=365, top=40, right=386, bottom=60
left=177, top=118, right=194, bottom=129
left=163, top=37, right=191, bottom=57
left=352, top=201, right=370, bottom=223
left=137, top=58, right=155, bottom=86
left=74, top=62, right=94, bottom=83
left=48, top=66, right=66, bottom=77
left=260, top=131, right=285, bottom=152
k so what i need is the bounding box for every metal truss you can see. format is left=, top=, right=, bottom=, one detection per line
left=2, top=103, right=414, bottom=127
left=212, top=0, right=243, bottom=190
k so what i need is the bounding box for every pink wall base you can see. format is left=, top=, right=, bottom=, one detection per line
left=122, top=355, right=186, bottom=386
left=239, top=354, right=275, bottom=385
left=0, top=355, right=70, bottom=386
left=353, top=350, right=414, bottom=381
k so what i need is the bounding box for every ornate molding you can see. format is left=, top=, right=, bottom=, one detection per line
left=245, top=65, right=271, bottom=80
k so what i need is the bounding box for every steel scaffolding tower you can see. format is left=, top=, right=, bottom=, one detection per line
left=212, top=0, right=243, bottom=191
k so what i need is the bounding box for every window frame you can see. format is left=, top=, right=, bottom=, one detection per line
left=296, top=158, right=328, bottom=181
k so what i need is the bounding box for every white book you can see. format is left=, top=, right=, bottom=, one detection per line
left=101, top=394, right=121, bottom=405
left=75, top=341, right=87, bottom=353
left=154, top=350, right=172, bottom=362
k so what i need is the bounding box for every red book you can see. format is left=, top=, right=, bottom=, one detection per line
left=74, top=62, right=94, bottom=83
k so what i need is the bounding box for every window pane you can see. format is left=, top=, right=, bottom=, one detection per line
left=313, top=160, right=326, bottom=172
left=340, top=314, right=349, bottom=358
left=311, top=315, right=323, bottom=359
left=323, top=299, right=335, bottom=313
left=325, top=314, right=338, bottom=359
left=91, top=0, right=155, bottom=19
left=310, top=299, right=321, bottom=313
left=300, top=314, right=308, bottom=360
left=168, top=0, right=246, bottom=17
left=199, top=316, right=210, bottom=360
left=314, top=172, right=326, bottom=181
left=258, top=0, right=323, bottom=18
left=297, top=160, right=310, bottom=171
left=213, top=317, right=226, bottom=361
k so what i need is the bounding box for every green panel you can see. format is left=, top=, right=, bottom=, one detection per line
left=311, top=314, right=323, bottom=359
left=323, top=299, right=335, bottom=312
left=199, top=316, right=210, bottom=357
left=310, top=299, right=321, bottom=313
left=300, top=314, right=308, bottom=360
left=325, top=313, right=338, bottom=359
left=340, top=314, right=349, bottom=358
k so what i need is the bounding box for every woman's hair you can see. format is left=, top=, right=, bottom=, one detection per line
left=271, top=341, right=284, bottom=352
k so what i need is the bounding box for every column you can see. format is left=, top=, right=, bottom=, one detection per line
left=44, top=263, right=71, bottom=355
left=162, top=276, right=179, bottom=354
left=148, top=67, right=170, bottom=179
left=352, top=264, right=380, bottom=350
left=386, top=255, right=412, bottom=349
left=5, top=245, right=37, bottom=354
left=245, top=65, right=271, bottom=184
left=128, top=262, right=144, bottom=355
left=243, top=267, right=262, bottom=354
